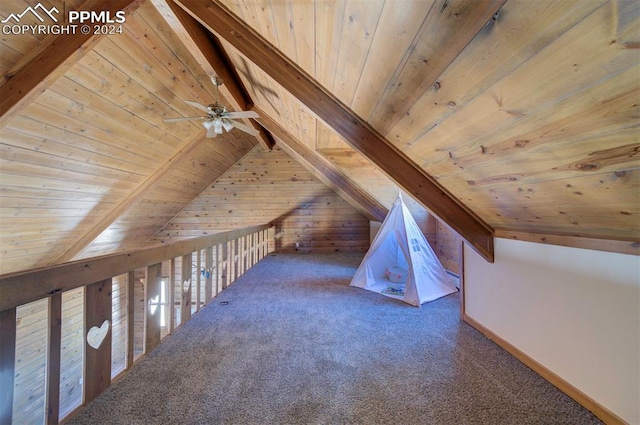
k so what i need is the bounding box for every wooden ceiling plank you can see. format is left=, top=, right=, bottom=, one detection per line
left=366, top=0, right=506, bottom=134
left=151, top=0, right=274, bottom=151
left=387, top=0, right=606, bottom=147
left=173, top=0, right=495, bottom=262
left=253, top=105, right=387, bottom=222
left=331, top=0, right=385, bottom=106
left=351, top=0, right=436, bottom=118
left=422, top=65, right=640, bottom=176
left=404, top=3, right=638, bottom=159
left=615, top=0, right=640, bottom=47
left=0, top=0, right=143, bottom=128
left=271, top=0, right=315, bottom=76
left=314, top=0, right=346, bottom=89
left=50, top=133, right=211, bottom=265
left=66, top=54, right=197, bottom=142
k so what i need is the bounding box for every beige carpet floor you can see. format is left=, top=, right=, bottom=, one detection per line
left=67, top=253, right=601, bottom=425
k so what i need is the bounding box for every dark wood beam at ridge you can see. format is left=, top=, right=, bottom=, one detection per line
left=172, top=0, right=495, bottom=262
left=253, top=105, right=388, bottom=222
left=0, top=0, right=143, bottom=128
left=151, top=0, right=274, bottom=150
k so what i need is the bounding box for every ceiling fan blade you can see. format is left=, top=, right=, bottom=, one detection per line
left=185, top=100, right=210, bottom=113
left=225, top=110, right=259, bottom=119
left=230, top=120, right=260, bottom=136
left=164, top=116, right=206, bottom=122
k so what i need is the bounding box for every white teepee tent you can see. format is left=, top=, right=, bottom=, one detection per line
left=350, top=194, right=457, bottom=307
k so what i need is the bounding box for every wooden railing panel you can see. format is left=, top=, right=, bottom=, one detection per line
left=132, top=269, right=146, bottom=361
left=221, top=242, right=229, bottom=291
left=0, top=224, right=271, bottom=311
left=0, top=224, right=272, bottom=422
left=169, top=259, right=176, bottom=334
left=214, top=244, right=221, bottom=296
left=59, top=289, right=83, bottom=420
left=13, top=299, right=48, bottom=424
left=0, top=308, right=16, bottom=425
left=145, top=264, right=163, bottom=353
left=84, top=279, right=112, bottom=404
left=233, top=239, right=239, bottom=282
left=126, top=271, right=135, bottom=369
left=205, top=247, right=213, bottom=303
left=180, top=254, right=192, bottom=325
left=46, top=293, right=62, bottom=425
left=111, top=275, right=128, bottom=378
left=195, top=251, right=202, bottom=312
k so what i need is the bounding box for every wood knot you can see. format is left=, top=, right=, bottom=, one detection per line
left=579, top=163, right=599, bottom=171
left=514, top=140, right=529, bottom=148
left=433, top=81, right=441, bottom=90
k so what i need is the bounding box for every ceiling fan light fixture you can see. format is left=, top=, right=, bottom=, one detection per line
left=222, top=120, right=233, bottom=132
left=213, top=117, right=224, bottom=134
left=167, top=77, right=260, bottom=137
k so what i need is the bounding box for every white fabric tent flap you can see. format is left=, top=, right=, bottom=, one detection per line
left=350, top=194, right=457, bottom=307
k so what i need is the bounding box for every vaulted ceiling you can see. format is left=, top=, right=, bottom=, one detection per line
left=1, top=0, right=638, bottom=274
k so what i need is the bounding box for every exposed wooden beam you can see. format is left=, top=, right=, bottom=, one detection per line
left=51, top=133, right=212, bottom=265
left=0, top=0, right=142, bottom=128
left=253, top=105, right=387, bottom=222
left=150, top=0, right=274, bottom=151
left=173, top=0, right=495, bottom=262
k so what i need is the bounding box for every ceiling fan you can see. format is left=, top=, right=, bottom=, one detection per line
left=164, top=77, right=260, bottom=138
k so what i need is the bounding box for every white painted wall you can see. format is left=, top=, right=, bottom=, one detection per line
left=464, top=238, right=640, bottom=424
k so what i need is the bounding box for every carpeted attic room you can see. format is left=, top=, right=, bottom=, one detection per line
left=0, top=0, right=638, bottom=424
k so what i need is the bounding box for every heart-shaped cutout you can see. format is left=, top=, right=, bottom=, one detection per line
left=183, top=279, right=191, bottom=293
left=87, top=320, right=110, bottom=350
left=148, top=295, right=159, bottom=315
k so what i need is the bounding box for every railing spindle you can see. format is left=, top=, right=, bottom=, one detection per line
left=46, top=293, right=62, bottom=424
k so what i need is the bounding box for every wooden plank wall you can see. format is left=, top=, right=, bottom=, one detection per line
left=436, top=222, right=462, bottom=276
left=12, top=299, right=47, bottom=425
left=59, top=288, right=84, bottom=420
left=153, top=146, right=370, bottom=253
left=111, top=275, right=128, bottom=378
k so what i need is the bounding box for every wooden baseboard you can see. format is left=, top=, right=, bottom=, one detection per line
left=462, top=314, right=627, bottom=425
